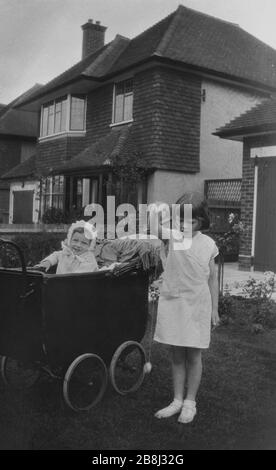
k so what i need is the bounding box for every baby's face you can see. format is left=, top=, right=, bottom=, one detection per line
left=70, top=232, right=90, bottom=255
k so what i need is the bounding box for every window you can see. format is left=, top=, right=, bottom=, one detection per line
left=70, top=96, right=86, bottom=131
left=76, top=178, right=83, bottom=209
left=113, top=79, right=133, bottom=124
left=42, top=176, right=64, bottom=213
left=40, top=95, right=86, bottom=137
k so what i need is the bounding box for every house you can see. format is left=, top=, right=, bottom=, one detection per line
left=0, top=85, right=41, bottom=223
left=3, top=5, right=276, bottom=224
left=215, top=97, right=276, bottom=271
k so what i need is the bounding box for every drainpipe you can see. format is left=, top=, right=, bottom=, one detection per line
left=251, top=156, right=259, bottom=269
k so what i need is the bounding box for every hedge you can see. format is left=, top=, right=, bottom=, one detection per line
left=0, top=233, right=65, bottom=268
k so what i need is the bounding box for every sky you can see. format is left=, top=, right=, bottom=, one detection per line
left=1, top=0, right=276, bottom=104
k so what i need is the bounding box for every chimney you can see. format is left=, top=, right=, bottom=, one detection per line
left=81, top=19, right=107, bottom=59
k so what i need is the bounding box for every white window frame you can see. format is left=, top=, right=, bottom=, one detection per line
left=111, top=79, right=134, bottom=126
left=9, top=181, right=40, bottom=224
left=41, top=176, right=64, bottom=214
left=39, top=94, right=87, bottom=141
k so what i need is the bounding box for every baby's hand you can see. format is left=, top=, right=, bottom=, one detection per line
left=108, top=262, right=122, bottom=271
left=38, top=260, right=51, bottom=272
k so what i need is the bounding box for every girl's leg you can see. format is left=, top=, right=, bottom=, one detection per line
left=172, top=346, right=187, bottom=402
left=178, top=348, right=202, bottom=424
left=155, top=346, right=186, bottom=419
left=185, top=347, right=202, bottom=401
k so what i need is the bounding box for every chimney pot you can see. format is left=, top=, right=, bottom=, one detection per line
left=96, top=20, right=101, bottom=25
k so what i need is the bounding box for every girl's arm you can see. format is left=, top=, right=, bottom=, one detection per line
left=208, top=258, right=220, bottom=326
left=148, top=206, right=171, bottom=242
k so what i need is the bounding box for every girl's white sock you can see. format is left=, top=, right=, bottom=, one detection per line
left=154, top=398, right=183, bottom=419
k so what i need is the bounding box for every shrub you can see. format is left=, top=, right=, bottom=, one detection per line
left=0, top=233, right=65, bottom=268
left=209, top=213, right=248, bottom=260
left=42, top=207, right=84, bottom=224
left=241, top=272, right=275, bottom=301
left=218, top=293, right=236, bottom=325
left=218, top=290, right=276, bottom=333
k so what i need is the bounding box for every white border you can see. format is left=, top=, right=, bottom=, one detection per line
left=9, top=181, right=40, bottom=224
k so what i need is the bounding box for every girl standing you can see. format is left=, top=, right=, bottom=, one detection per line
left=153, top=192, right=219, bottom=424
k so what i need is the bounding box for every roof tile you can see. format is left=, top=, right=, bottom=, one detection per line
left=215, top=98, right=276, bottom=136
left=17, top=5, right=276, bottom=108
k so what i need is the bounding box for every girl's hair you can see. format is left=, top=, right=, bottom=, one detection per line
left=176, top=191, right=210, bottom=230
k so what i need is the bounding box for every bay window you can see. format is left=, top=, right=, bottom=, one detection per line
left=40, top=95, right=86, bottom=138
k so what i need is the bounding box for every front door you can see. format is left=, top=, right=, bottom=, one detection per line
left=13, top=190, right=34, bottom=223
left=254, top=157, right=276, bottom=271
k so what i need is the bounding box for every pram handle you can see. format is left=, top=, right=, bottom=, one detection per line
left=0, top=238, right=32, bottom=301
left=0, top=238, right=27, bottom=275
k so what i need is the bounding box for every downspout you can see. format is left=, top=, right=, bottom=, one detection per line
left=251, top=156, right=259, bottom=270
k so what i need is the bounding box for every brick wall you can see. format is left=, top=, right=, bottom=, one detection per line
left=35, top=68, right=201, bottom=174
left=0, top=138, right=22, bottom=219
left=0, top=139, right=21, bottom=176
left=0, top=189, right=9, bottom=223
left=153, top=67, right=201, bottom=172
left=239, top=134, right=276, bottom=270
left=37, top=136, right=86, bottom=174
left=130, top=67, right=200, bottom=172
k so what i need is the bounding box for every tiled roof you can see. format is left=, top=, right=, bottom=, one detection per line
left=16, top=6, right=276, bottom=109
left=56, top=125, right=140, bottom=173
left=1, top=154, right=38, bottom=180
left=0, top=84, right=42, bottom=137
left=0, top=104, right=6, bottom=115
left=146, top=6, right=276, bottom=89
left=215, top=98, right=276, bottom=138
left=17, top=36, right=130, bottom=106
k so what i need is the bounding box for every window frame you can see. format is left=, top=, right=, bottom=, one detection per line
left=41, top=175, right=65, bottom=214
left=40, top=94, right=87, bottom=140
left=111, top=78, right=134, bottom=126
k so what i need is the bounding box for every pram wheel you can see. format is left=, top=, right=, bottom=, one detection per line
left=1, top=356, right=40, bottom=389
left=63, top=353, right=108, bottom=411
left=110, top=341, right=146, bottom=395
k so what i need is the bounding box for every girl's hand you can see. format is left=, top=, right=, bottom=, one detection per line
left=211, top=309, right=220, bottom=328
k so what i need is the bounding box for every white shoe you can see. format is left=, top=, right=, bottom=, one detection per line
left=154, top=398, right=183, bottom=419
left=178, top=399, right=197, bottom=424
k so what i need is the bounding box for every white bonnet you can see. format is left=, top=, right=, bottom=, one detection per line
left=66, top=220, right=97, bottom=246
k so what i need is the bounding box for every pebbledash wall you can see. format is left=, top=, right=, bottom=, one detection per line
left=239, top=134, right=276, bottom=270
left=199, top=79, right=263, bottom=179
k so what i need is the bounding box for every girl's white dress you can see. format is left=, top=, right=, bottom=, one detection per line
left=154, top=231, right=218, bottom=349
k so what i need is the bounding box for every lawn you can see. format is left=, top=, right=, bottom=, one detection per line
left=0, top=318, right=275, bottom=450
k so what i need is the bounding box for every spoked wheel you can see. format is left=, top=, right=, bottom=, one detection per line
left=1, top=356, right=40, bottom=389
left=110, top=341, right=146, bottom=395
left=63, top=353, right=108, bottom=411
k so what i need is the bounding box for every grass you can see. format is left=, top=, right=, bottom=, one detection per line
left=0, top=322, right=275, bottom=450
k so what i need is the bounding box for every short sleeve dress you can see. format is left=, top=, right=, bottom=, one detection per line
left=154, top=231, right=218, bottom=349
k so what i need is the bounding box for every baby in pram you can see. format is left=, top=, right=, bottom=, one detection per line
left=35, top=220, right=99, bottom=274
